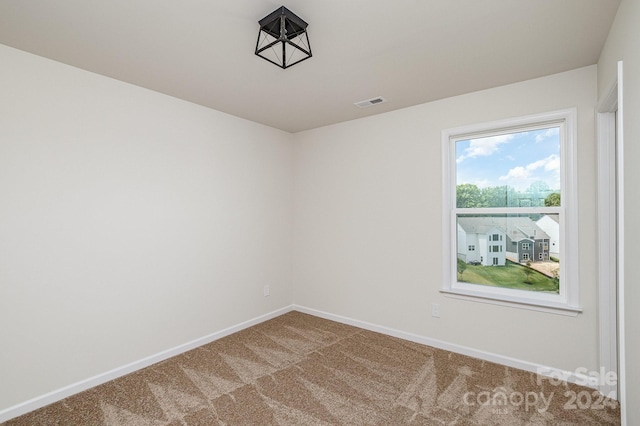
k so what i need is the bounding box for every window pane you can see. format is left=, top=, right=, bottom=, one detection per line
left=456, top=213, right=560, bottom=294
left=455, top=127, right=561, bottom=208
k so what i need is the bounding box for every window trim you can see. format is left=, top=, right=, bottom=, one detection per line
left=441, top=109, right=580, bottom=315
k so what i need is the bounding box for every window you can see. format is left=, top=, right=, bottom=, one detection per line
left=468, top=245, right=475, bottom=251
left=441, top=109, right=580, bottom=314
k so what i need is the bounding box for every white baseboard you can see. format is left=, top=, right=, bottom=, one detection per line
left=0, top=305, right=295, bottom=423
left=293, top=305, right=601, bottom=392
left=1, top=303, right=604, bottom=423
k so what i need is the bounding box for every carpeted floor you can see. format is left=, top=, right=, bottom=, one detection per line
left=4, top=311, right=620, bottom=425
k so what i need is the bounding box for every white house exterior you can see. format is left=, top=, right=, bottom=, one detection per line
left=458, top=216, right=552, bottom=266
left=457, top=218, right=507, bottom=266
left=536, top=214, right=560, bottom=258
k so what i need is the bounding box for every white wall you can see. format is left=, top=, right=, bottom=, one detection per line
left=598, top=0, right=640, bottom=422
left=0, top=44, right=293, bottom=411
left=0, top=38, right=616, bottom=420
left=293, top=66, right=599, bottom=374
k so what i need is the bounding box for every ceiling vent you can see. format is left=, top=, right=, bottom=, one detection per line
left=354, top=97, right=388, bottom=108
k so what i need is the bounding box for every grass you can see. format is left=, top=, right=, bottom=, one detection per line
left=458, top=260, right=559, bottom=293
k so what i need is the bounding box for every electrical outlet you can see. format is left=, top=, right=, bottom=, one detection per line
left=431, top=303, right=440, bottom=318
left=263, top=285, right=270, bottom=297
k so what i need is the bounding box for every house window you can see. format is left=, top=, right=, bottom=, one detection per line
left=442, top=109, right=580, bottom=314
left=468, top=245, right=475, bottom=251
left=493, top=257, right=499, bottom=266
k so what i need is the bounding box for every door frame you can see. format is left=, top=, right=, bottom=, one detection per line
left=596, top=61, right=625, bottom=406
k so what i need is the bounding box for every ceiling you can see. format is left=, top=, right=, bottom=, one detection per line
left=0, top=1, right=620, bottom=133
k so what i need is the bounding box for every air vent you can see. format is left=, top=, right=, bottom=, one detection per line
left=354, top=96, right=388, bottom=108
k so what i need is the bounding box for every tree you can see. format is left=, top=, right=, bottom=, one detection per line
left=527, top=181, right=550, bottom=194
left=456, top=184, right=483, bottom=208
left=481, top=185, right=513, bottom=207
left=457, top=258, right=467, bottom=278
left=526, top=181, right=551, bottom=206
left=523, top=260, right=533, bottom=284
left=544, top=192, right=561, bottom=207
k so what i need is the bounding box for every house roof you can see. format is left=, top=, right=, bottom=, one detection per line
left=457, top=217, right=505, bottom=235
left=538, top=215, right=560, bottom=224
left=458, top=216, right=550, bottom=241
left=0, top=0, right=620, bottom=133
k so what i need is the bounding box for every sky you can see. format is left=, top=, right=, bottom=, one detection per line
left=455, top=126, right=561, bottom=192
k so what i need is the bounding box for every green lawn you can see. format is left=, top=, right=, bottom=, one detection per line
left=458, top=260, right=559, bottom=293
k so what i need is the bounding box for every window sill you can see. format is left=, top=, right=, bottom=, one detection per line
left=440, top=288, right=582, bottom=316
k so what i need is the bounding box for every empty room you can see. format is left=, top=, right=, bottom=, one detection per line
left=1, top=1, right=638, bottom=424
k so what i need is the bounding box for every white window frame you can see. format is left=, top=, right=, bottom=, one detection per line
left=441, top=109, right=580, bottom=315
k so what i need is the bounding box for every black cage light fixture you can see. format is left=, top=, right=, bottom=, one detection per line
left=255, top=6, right=312, bottom=69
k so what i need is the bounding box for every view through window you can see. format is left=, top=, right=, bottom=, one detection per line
left=455, top=126, right=561, bottom=294
left=441, top=109, right=579, bottom=313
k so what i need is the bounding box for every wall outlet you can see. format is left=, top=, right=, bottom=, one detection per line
left=263, top=285, right=270, bottom=297
left=431, top=303, right=440, bottom=318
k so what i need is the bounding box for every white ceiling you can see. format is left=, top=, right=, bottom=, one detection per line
left=0, top=1, right=620, bottom=133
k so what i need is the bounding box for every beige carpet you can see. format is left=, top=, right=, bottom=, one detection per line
left=4, top=311, right=620, bottom=425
